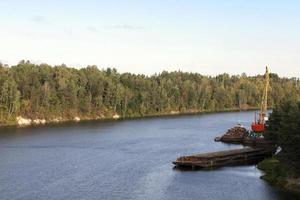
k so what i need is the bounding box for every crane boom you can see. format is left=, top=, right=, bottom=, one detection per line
left=251, top=66, right=270, bottom=133
left=259, top=66, right=269, bottom=124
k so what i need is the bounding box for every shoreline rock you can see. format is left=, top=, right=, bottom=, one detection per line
left=112, top=114, right=120, bottom=119
left=170, top=111, right=180, bottom=115
left=17, top=116, right=48, bottom=126
left=33, top=119, right=46, bottom=125
left=16, top=116, right=32, bottom=126
left=74, top=117, right=81, bottom=122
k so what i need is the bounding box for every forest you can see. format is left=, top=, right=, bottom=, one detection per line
left=0, top=60, right=300, bottom=125
left=258, top=98, right=300, bottom=191
left=265, top=98, right=300, bottom=172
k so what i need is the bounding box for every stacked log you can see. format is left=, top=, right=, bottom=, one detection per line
left=215, top=126, right=271, bottom=146
left=224, top=126, right=247, bottom=137
left=220, top=126, right=248, bottom=143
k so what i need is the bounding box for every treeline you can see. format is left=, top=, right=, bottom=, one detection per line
left=265, top=98, right=300, bottom=172
left=258, top=98, right=300, bottom=191
left=0, top=61, right=300, bottom=124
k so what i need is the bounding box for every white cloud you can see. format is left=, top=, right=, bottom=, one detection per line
left=106, top=24, right=146, bottom=31
left=31, top=15, right=52, bottom=25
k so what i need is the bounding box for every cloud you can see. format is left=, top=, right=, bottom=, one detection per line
left=30, top=16, right=74, bottom=36
left=86, top=26, right=98, bottom=33
left=85, top=24, right=146, bottom=33
left=110, top=24, right=146, bottom=31
left=31, top=16, right=51, bottom=25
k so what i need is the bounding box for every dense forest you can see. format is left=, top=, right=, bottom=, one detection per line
left=0, top=61, right=300, bottom=125
left=258, top=98, right=300, bottom=192
left=265, top=98, right=300, bottom=172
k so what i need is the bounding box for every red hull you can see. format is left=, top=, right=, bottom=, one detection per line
left=251, top=123, right=265, bottom=133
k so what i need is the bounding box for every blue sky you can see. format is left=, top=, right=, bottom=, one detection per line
left=1, top=0, right=300, bottom=77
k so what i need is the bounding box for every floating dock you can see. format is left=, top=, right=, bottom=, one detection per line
left=173, top=147, right=273, bottom=169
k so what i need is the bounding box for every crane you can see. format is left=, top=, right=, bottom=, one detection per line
left=251, top=66, right=270, bottom=133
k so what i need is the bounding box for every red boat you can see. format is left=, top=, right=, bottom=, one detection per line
left=251, top=122, right=265, bottom=133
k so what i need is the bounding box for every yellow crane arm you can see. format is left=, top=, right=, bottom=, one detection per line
left=259, top=66, right=269, bottom=124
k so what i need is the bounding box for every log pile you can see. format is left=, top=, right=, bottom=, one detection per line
left=219, top=126, right=248, bottom=143
left=215, top=126, right=271, bottom=146
left=223, top=126, right=248, bottom=137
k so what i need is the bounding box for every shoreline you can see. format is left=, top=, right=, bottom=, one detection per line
left=0, top=107, right=260, bottom=129
left=257, top=158, right=300, bottom=195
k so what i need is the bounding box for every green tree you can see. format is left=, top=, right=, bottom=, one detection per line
left=265, top=99, right=300, bottom=172
left=0, top=61, right=300, bottom=125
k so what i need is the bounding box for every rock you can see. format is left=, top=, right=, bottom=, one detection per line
left=112, top=114, right=120, bottom=119
left=53, top=118, right=60, bottom=123
left=51, top=117, right=63, bottom=123
left=16, top=116, right=32, bottom=126
left=33, top=119, right=47, bottom=125
left=74, top=117, right=80, bottom=122
left=96, top=114, right=105, bottom=119
left=33, top=119, right=40, bottom=124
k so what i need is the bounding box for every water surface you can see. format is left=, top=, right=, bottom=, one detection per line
left=0, top=112, right=298, bottom=200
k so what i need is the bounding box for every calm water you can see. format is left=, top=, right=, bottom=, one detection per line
left=0, top=111, right=298, bottom=200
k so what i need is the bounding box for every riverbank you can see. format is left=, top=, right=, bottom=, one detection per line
left=257, top=158, right=300, bottom=195
left=0, top=107, right=260, bottom=128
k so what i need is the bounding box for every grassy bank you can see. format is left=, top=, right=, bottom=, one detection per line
left=258, top=158, right=300, bottom=194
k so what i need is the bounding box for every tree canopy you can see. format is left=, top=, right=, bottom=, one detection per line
left=265, top=98, right=300, bottom=172
left=0, top=61, right=300, bottom=124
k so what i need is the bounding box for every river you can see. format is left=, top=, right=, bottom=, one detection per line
left=0, top=111, right=298, bottom=200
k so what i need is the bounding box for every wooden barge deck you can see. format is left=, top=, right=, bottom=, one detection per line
left=173, top=147, right=273, bottom=169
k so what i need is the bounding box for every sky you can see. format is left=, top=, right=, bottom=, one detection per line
left=0, top=0, right=300, bottom=77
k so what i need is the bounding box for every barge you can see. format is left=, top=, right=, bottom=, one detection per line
left=173, top=147, right=273, bottom=169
